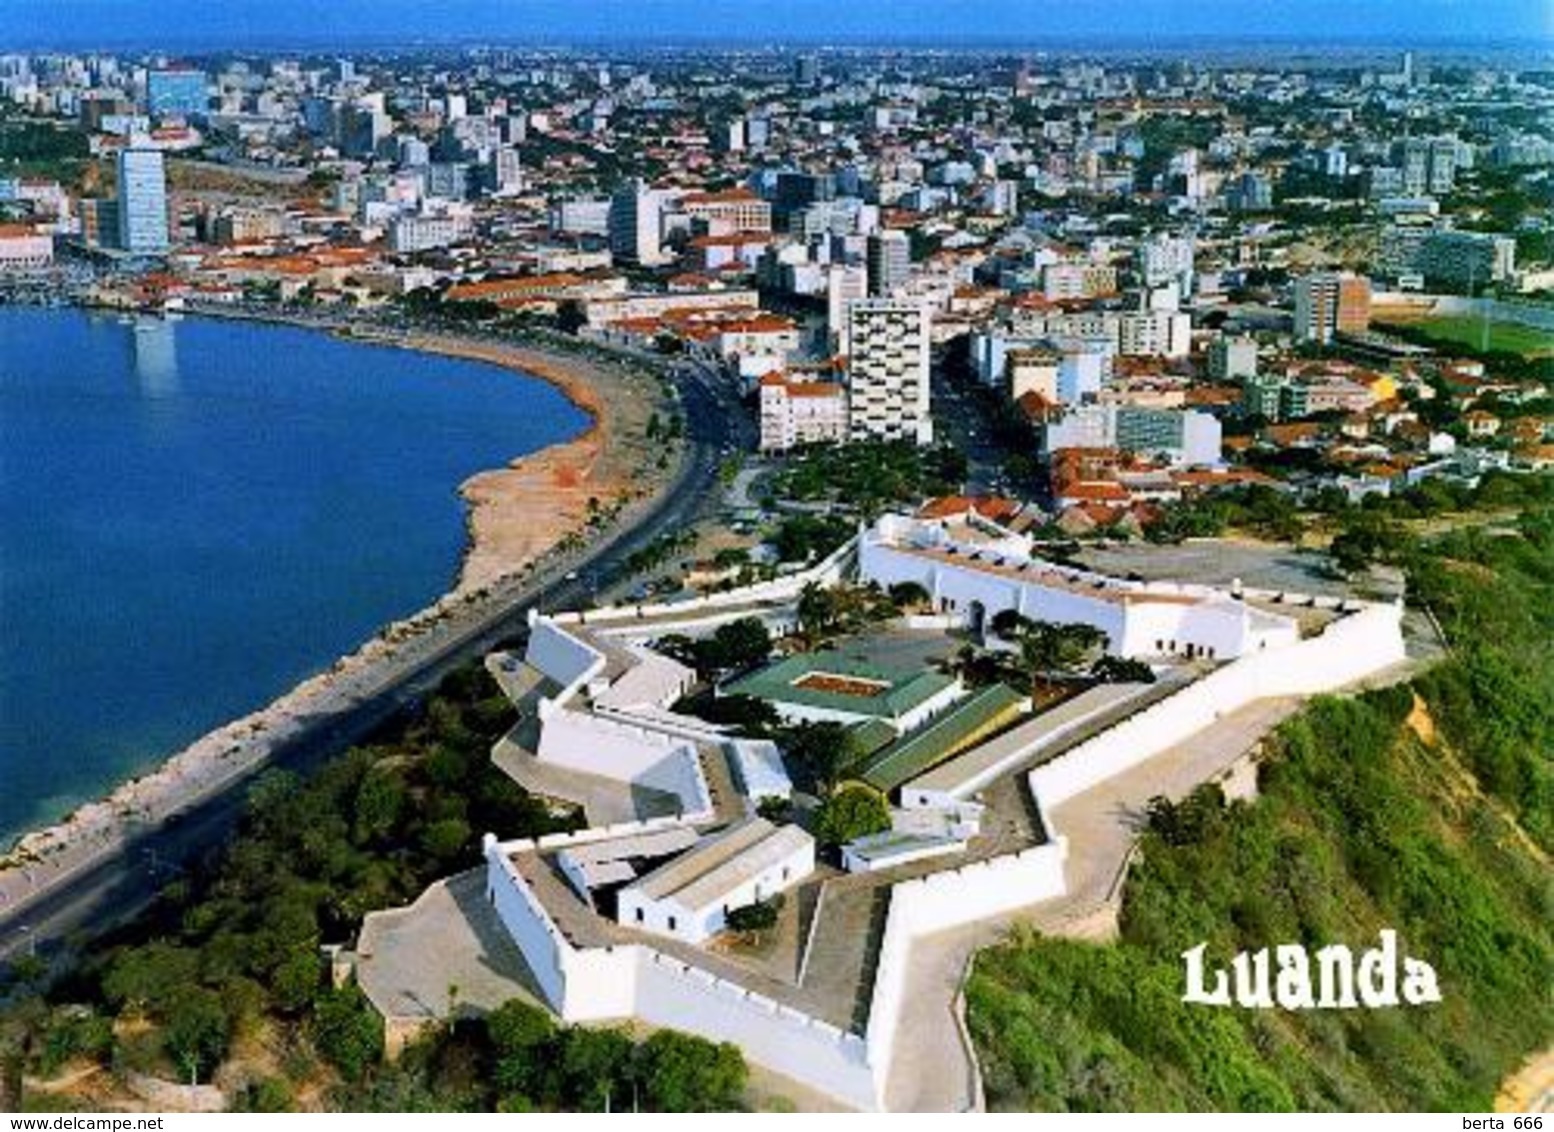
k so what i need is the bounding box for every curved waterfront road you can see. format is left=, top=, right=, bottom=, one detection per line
left=0, top=350, right=743, bottom=965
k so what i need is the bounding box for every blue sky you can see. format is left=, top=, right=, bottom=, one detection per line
left=5, top=0, right=1550, bottom=50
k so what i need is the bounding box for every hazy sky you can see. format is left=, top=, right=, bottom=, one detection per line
left=6, top=0, right=1551, bottom=50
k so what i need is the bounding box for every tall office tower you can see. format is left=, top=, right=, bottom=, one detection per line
left=843, top=298, right=933, bottom=446
left=146, top=68, right=206, bottom=119
left=794, top=55, right=820, bottom=86
left=116, top=146, right=169, bottom=255
left=1292, top=273, right=1371, bottom=345
left=865, top=229, right=911, bottom=297
left=608, top=178, right=666, bottom=265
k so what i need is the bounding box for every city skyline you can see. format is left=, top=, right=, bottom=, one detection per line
left=8, top=0, right=1553, bottom=50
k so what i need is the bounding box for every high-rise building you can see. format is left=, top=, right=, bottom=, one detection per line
left=1427, top=138, right=1458, bottom=196
left=1415, top=231, right=1517, bottom=288
left=680, top=188, right=771, bottom=235
left=865, top=229, right=911, bottom=297
left=115, top=146, right=169, bottom=255
left=608, top=179, right=666, bottom=265
left=843, top=298, right=933, bottom=446
left=146, top=68, right=207, bottom=119
left=554, top=197, right=611, bottom=236
left=1292, top=273, right=1371, bottom=344
left=338, top=100, right=388, bottom=158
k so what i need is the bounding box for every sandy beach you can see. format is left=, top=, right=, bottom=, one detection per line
left=398, top=334, right=660, bottom=596
left=0, top=321, right=672, bottom=919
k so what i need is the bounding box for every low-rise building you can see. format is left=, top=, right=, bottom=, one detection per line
left=0, top=224, right=52, bottom=270
left=616, top=818, right=815, bottom=944
left=759, top=372, right=849, bottom=453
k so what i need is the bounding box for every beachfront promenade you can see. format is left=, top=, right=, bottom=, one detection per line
left=0, top=322, right=742, bottom=962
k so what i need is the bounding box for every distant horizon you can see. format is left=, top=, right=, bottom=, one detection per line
left=6, top=0, right=1552, bottom=54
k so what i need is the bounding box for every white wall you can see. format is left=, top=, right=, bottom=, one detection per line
left=483, top=834, right=569, bottom=1009
left=858, top=519, right=1305, bottom=661
left=863, top=841, right=1070, bottom=1082
left=481, top=833, right=877, bottom=1109
left=526, top=615, right=606, bottom=718
left=1029, top=602, right=1406, bottom=809
left=633, top=951, right=877, bottom=1110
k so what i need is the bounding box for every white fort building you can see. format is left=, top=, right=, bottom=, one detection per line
left=350, top=512, right=1407, bottom=1112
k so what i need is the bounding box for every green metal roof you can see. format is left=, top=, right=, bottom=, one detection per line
left=846, top=719, right=899, bottom=763
left=860, top=684, right=1029, bottom=794
left=723, top=651, right=956, bottom=722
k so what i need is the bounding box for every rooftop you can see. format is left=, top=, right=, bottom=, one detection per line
left=859, top=683, right=1029, bottom=794
left=724, top=651, right=957, bottom=722
left=626, top=818, right=811, bottom=914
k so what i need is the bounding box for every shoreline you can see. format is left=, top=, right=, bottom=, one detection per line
left=0, top=309, right=669, bottom=915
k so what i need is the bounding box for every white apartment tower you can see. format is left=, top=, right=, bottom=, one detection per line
left=843, top=298, right=933, bottom=446
left=116, top=146, right=169, bottom=255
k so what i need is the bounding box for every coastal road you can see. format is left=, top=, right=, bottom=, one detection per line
left=0, top=351, right=738, bottom=966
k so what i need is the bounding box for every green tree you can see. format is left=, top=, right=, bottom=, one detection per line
left=557, top=1026, right=635, bottom=1110
left=633, top=1031, right=747, bottom=1111
left=1091, top=656, right=1157, bottom=684
left=814, top=784, right=892, bottom=846
left=232, top=1076, right=296, bottom=1112
left=486, top=999, right=556, bottom=1101
left=782, top=721, right=863, bottom=794
left=725, top=900, right=779, bottom=937
left=311, top=983, right=382, bottom=1082
left=419, top=817, right=473, bottom=865
left=163, top=987, right=230, bottom=1085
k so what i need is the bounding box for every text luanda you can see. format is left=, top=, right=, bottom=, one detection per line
left=1182, top=930, right=1442, bottom=1009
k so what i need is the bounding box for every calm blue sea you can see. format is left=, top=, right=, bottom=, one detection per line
left=0, top=307, right=587, bottom=845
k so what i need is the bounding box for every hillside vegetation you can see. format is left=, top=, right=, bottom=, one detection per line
left=967, top=500, right=1552, bottom=1112
left=3, top=664, right=748, bottom=1112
